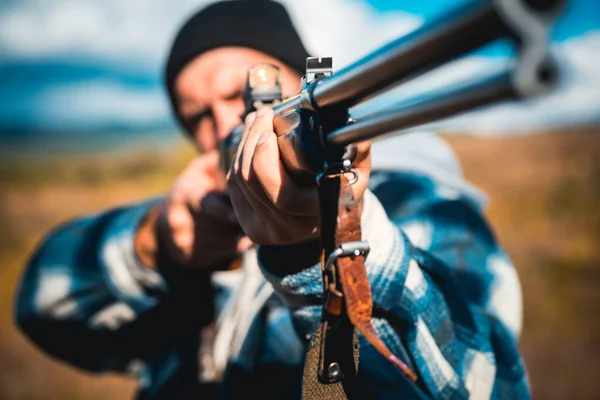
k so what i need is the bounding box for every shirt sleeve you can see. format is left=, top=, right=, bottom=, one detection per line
left=13, top=198, right=214, bottom=381
left=257, top=171, right=530, bottom=400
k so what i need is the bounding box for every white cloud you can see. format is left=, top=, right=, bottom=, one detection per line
left=0, top=0, right=420, bottom=71
left=35, top=81, right=170, bottom=129
left=0, top=0, right=205, bottom=68
left=1, top=0, right=598, bottom=134
left=280, top=0, right=422, bottom=69
left=0, top=0, right=422, bottom=130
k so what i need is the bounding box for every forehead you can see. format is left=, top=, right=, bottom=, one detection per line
left=174, top=47, right=284, bottom=108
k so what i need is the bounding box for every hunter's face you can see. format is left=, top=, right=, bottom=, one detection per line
left=174, top=47, right=302, bottom=152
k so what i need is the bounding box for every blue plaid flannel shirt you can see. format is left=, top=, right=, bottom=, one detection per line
left=14, top=132, right=530, bottom=399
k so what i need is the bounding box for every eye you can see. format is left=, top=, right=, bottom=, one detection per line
left=184, top=109, right=213, bottom=132
left=223, top=89, right=243, bottom=102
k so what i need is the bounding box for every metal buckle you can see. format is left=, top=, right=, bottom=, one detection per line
left=318, top=241, right=370, bottom=384
left=316, top=159, right=359, bottom=186
left=325, top=241, right=371, bottom=274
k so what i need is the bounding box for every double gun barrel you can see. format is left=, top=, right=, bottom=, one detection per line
left=220, top=0, right=566, bottom=175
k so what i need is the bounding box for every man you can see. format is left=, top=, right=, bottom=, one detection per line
left=14, top=1, right=530, bottom=399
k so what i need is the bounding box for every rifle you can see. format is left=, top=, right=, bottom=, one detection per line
left=219, top=0, right=565, bottom=397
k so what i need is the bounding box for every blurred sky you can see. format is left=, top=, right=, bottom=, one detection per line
left=0, top=0, right=599, bottom=150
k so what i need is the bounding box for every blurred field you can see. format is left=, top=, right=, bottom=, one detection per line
left=1, top=128, right=599, bottom=399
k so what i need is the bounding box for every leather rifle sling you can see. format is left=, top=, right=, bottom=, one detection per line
left=301, top=173, right=417, bottom=399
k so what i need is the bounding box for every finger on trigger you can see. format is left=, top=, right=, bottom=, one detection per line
left=252, top=129, right=319, bottom=217
left=232, top=112, right=257, bottom=175
left=241, top=107, right=274, bottom=180
left=245, top=111, right=257, bottom=127
left=250, top=107, right=274, bottom=135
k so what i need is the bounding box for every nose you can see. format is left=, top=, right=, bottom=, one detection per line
left=213, top=101, right=244, bottom=142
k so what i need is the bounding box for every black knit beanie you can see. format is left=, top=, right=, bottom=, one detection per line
left=165, top=0, right=311, bottom=131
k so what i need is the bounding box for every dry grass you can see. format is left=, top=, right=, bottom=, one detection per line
left=1, top=129, right=599, bottom=399
left=0, top=140, right=195, bottom=400
left=445, top=128, right=600, bottom=399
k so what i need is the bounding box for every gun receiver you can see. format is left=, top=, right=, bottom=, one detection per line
left=219, top=63, right=283, bottom=173
left=220, top=0, right=566, bottom=176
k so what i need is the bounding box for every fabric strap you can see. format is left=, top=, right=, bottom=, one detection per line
left=301, top=172, right=417, bottom=399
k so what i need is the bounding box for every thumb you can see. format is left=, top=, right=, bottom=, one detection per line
left=196, top=150, right=227, bottom=191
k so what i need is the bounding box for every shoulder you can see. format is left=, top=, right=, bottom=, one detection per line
left=370, top=130, right=488, bottom=211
